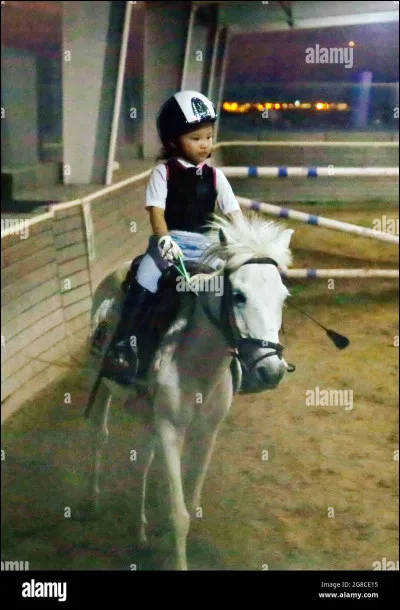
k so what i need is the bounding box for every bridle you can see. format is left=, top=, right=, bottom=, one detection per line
left=199, top=256, right=295, bottom=375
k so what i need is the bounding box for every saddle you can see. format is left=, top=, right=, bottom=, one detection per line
left=123, top=254, right=215, bottom=332
left=121, top=255, right=221, bottom=381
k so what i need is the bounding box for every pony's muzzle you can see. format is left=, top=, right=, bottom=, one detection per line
left=239, top=349, right=286, bottom=393
left=256, top=357, right=286, bottom=388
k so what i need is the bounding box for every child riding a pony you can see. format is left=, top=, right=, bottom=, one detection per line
left=102, top=90, right=244, bottom=385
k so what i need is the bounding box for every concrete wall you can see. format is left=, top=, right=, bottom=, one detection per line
left=142, top=1, right=190, bottom=158
left=89, top=184, right=150, bottom=290
left=62, top=1, right=125, bottom=184
left=1, top=175, right=151, bottom=423
left=1, top=206, right=91, bottom=422
left=1, top=47, right=39, bottom=166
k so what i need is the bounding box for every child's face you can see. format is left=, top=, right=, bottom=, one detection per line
left=178, top=124, right=214, bottom=165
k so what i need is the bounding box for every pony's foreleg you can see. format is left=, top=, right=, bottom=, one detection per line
left=138, top=440, right=155, bottom=544
left=128, top=431, right=156, bottom=546
left=185, top=375, right=232, bottom=516
left=81, top=380, right=111, bottom=519
left=156, top=416, right=189, bottom=571
left=185, top=425, right=222, bottom=517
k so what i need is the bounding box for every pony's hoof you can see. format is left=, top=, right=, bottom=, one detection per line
left=128, top=524, right=148, bottom=549
left=160, top=555, right=188, bottom=571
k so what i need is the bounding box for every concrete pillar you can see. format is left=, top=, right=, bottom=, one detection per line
left=115, top=1, right=145, bottom=162
left=142, top=1, right=190, bottom=159
left=62, top=1, right=125, bottom=184
left=208, top=27, right=230, bottom=143
left=181, top=4, right=218, bottom=93
left=1, top=47, right=38, bottom=166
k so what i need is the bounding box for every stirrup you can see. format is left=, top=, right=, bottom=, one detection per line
left=102, top=341, right=139, bottom=385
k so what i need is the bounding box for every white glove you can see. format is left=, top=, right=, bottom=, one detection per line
left=157, top=235, right=183, bottom=263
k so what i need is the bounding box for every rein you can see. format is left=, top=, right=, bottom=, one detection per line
left=176, top=255, right=295, bottom=375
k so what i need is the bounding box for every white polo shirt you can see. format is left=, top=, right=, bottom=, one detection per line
left=145, top=157, right=241, bottom=216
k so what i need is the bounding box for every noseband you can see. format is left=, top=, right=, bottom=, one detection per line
left=200, top=257, right=293, bottom=375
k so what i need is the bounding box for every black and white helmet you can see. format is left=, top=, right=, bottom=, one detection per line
left=157, top=90, right=217, bottom=146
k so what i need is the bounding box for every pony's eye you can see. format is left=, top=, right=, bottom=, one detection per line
left=233, top=291, right=246, bottom=305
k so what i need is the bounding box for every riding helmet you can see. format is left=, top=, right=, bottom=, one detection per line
left=156, top=90, right=217, bottom=147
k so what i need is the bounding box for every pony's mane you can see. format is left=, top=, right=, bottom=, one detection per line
left=202, top=213, right=293, bottom=271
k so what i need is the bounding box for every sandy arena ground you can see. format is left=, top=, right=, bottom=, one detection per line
left=1, top=201, right=398, bottom=570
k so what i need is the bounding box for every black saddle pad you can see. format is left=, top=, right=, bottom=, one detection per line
left=123, top=255, right=215, bottom=378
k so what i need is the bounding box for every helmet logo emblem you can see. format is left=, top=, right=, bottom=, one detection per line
left=191, top=97, right=212, bottom=121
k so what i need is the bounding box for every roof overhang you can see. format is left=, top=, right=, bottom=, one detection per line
left=193, top=1, right=399, bottom=33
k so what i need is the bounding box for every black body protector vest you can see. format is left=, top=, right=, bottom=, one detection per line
left=164, top=158, right=218, bottom=234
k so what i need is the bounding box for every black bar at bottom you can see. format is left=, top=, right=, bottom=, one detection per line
left=1, top=570, right=397, bottom=607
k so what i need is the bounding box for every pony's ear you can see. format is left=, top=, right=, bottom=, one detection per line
left=219, top=228, right=228, bottom=246
left=280, top=228, right=294, bottom=250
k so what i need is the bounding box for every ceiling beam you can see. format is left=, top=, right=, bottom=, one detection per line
left=195, top=1, right=399, bottom=33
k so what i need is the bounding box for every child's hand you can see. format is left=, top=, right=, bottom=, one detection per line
left=157, top=235, right=183, bottom=262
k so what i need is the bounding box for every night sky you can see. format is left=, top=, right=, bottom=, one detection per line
left=225, top=21, right=399, bottom=99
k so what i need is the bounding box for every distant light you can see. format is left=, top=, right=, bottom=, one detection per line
left=348, top=41, right=355, bottom=47
left=221, top=100, right=349, bottom=113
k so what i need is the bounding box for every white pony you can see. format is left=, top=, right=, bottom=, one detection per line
left=83, top=214, right=294, bottom=570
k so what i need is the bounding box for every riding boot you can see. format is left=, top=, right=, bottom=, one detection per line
left=102, top=278, right=155, bottom=385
